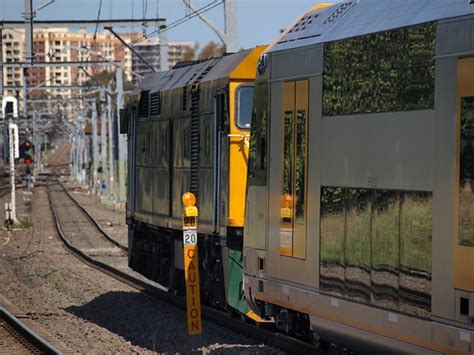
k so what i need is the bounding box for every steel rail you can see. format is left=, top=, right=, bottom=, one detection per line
left=0, top=306, right=63, bottom=355
left=46, top=179, right=320, bottom=354
left=56, top=180, right=127, bottom=251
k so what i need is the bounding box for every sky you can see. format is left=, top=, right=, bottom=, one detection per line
left=0, top=0, right=338, bottom=50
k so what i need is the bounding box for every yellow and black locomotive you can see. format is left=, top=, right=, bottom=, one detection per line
left=123, top=46, right=265, bottom=318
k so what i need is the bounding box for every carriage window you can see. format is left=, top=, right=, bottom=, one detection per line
left=236, top=85, right=254, bottom=129
left=320, top=187, right=432, bottom=316
left=248, top=82, right=269, bottom=186
left=459, top=97, right=474, bottom=247
left=323, top=22, right=436, bottom=116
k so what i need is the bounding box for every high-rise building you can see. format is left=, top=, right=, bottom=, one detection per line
left=130, top=37, right=197, bottom=83
left=1, top=27, right=196, bottom=110
left=2, top=29, right=25, bottom=96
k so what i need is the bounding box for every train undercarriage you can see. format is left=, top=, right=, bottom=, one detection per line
left=128, top=221, right=248, bottom=314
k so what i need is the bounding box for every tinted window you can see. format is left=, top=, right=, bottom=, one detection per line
left=236, top=86, right=254, bottom=129
left=460, top=97, right=474, bottom=247
left=320, top=187, right=432, bottom=317
left=323, top=22, right=436, bottom=116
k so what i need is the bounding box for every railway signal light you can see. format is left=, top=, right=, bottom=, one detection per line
left=20, top=140, right=33, bottom=168
left=24, top=155, right=32, bottom=165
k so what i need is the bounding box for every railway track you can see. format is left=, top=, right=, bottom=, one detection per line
left=46, top=178, right=321, bottom=354
left=0, top=306, right=62, bottom=354
left=56, top=181, right=127, bottom=251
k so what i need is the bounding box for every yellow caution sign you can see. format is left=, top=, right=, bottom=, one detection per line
left=182, top=192, right=202, bottom=335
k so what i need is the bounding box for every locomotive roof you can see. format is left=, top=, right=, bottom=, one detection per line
left=271, top=0, right=474, bottom=52
left=134, top=48, right=257, bottom=95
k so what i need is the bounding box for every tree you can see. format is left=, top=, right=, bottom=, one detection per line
left=181, top=46, right=196, bottom=62
left=197, top=41, right=225, bottom=59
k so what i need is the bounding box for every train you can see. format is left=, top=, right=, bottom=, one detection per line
left=124, top=0, right=474, bottom=353
left=123, top=46, right=267, bottom=320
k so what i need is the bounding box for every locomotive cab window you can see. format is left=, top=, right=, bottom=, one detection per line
left=236, top=85, right=254, bottom=130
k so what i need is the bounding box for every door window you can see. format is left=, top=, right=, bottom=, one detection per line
left=280, top=80, right=308, bottom=259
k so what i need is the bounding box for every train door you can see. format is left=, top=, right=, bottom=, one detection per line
left=454, top=57, right=474, bottom=321
left=280, top=80, right=308, bottom=259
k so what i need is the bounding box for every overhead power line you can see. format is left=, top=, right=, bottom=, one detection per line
left=116, top=0, right=223, bottom=51
left=94, top=0, right=104, bottom=41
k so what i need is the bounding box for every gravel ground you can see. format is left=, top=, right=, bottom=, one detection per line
left=0, top=144, right=282, bottom=354
left=0, top=185, right=280, bottom=354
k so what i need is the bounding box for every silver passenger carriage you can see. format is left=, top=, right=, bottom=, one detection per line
left=244, top=0, right=474, bottom=353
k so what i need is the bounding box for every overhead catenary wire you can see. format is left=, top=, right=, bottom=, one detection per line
left=93, top=0, right=103, bottom=41
left=115, top=0, right=223, bottom=52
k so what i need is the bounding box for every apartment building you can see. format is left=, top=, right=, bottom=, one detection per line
left=130, top=37, right=197, bottom=83
left=1, top=27, right=196, bottom=109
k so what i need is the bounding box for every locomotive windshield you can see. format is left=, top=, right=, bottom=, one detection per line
left=236, top=85, right=254, bottom=129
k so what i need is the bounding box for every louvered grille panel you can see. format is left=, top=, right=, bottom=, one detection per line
left=188, top=59, right=217, bottom=196
left=150, top=92, right=161, bottom=116
left=138, top=91, right=149, bottom=118
left=190, top=90, right=200, bottom=196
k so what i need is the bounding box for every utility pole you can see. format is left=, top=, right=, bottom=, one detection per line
left=159, top=25, right=169, bottom=71
left=115, top=68, right=127, bottom=202
left=32, top=110, right=37, bottom=175
left=24, top=0, right=34, bottom=65
left=69, top=126, right=74, bottom=178
left=80, top=95, right=87, bottom=185
left=183, top=0, right=238, bottom=52
left=107, top=84, right=115, bottom=200
left=224, top=0, right=238, bottom=52
left=71, top=135, right=76, bottom=180
left=100, top=90, right=108, bottom=195
left=23, top=0, right=33, bottom=117
left=0, top=27, right=4, bottom=98
left=91, top=102, right=99, bottom=194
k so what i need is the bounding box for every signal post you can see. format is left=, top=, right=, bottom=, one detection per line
left=182, top=192, right=202, bottom=348
left=2, top=97, right=19, bottom=226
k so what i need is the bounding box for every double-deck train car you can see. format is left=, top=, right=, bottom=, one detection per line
left=124, top=46, right=266, bottom=317
left=244, top=0, right=474, bottom=353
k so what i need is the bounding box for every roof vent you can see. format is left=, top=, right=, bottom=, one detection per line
left=323, top=1, right=354, bottom=25
left=469, top=0, right=474, bottom=4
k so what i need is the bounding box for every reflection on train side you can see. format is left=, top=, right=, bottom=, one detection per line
left=320, top=187, right=432, bottom=317
left=460, top=97, right=474, bottom=247
left=280, top=194, right=293, bottom=256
